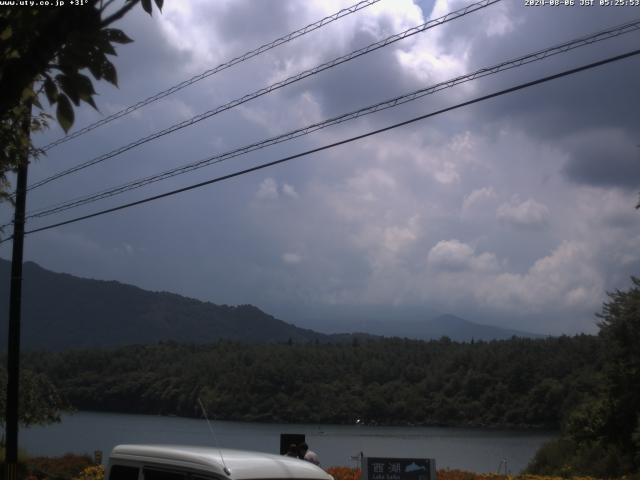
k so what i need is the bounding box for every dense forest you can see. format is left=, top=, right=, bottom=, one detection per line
left=22, top=335, right=602, bottom=429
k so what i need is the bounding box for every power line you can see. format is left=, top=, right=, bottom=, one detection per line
left=26, top=0, right=501, bottom=192
left=20, top=18, right=640, bottom=222
left=3, top=48, right=637, bottom=243
left=38, top=0, right=384, bottom=152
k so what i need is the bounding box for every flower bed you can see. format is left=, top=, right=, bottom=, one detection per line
left=325, top=467, right=607, bottom=480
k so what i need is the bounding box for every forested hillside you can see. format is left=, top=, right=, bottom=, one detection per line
left=23, top=335, right=602, bottom=428
left=0, top=260, right=327, bottom=349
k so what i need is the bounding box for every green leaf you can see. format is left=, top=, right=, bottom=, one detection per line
left=104, top=28, right=133, bottom=44
left=87, top=51, right=104, bottom=80
left=56, top=74, right=80, bottom=106
left=73, top=73, right=98, bottom=109
left=20, top=86, right=35, bottom=102
left=74, top=73, right=97, bottom=96
left=57, top=73, right=97, bottom=108
left=82, top=94, right=98, bottom=111
left=99, top=37, right=117, bottom=56
left=154, top=0, right=163, bottom=11
left=44, top=77, right=59, bottom=105
left=0, top=25, right=12, bottom=41
left=56, top=94, right=74, bottom=134
left=141, top=0, right=153, bottom=14
left=102, top=58, right=118, bottom=87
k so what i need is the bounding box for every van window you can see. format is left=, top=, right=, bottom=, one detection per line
left=191, top=475, right=219, bottom=480
left=110, top=465, right=140, bottom=480
left=143, top=468, right=188, bottom=480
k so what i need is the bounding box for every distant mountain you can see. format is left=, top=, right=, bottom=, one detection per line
left=403, top=314, right=544, bottom=341
left=294, top=312, right=543, bottom=342
left=0, top=259, right=328, bottom=350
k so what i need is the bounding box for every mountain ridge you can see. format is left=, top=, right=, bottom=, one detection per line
left=0, top=259, right=541, bottom=349
left=0, top=259, right=328, bottom=350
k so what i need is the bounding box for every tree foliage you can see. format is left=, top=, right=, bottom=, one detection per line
left=0, top=0, right=163, bottom=199
left=23, top=335, right=603, bottom=429
left=597, top=277, right=640, bottom=448
left=0, top=366, right=69, bottom=428
left=527, top=278, right=640, bottom=477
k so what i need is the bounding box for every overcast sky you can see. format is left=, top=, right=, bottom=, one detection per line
left=2, top=0, right=639, bottom=335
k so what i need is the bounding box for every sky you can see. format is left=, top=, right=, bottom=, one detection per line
left=2, top=0, right=639, bottom=336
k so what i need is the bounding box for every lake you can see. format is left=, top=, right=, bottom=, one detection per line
left=21, top=411, right=555, bottom=473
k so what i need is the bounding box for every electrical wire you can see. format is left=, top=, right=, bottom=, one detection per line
left=20, top=18, right=640, bottom=223
left=39, top=0, right=384, bottom=152
left=26, top=0, right=501, bottom=193
left=2, top=47, right=636, bottom=244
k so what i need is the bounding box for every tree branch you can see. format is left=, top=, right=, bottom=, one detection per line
left=101, top=0, right=140, bottom=27
left=100, top=0, right=118, bottom=12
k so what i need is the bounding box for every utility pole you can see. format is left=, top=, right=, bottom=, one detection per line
left=4, top=103, right=31, bottom=480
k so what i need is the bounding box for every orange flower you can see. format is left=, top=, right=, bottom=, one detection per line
left=326, top=467, right=361, bottom=480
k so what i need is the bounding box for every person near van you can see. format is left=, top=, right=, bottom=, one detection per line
left=284, top=444, right=299, bottom=457
left=298, top=442, right=320, bottom=466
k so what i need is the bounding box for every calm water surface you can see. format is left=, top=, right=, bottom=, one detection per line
left=22, top=411, right=555, bottom=473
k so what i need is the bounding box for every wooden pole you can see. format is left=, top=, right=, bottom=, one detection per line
left=4, top=103, right=31, bottom=480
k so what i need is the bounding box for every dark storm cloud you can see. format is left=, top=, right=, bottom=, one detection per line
left=102, top=6, right=194, bottom=91
left=563, top=130, right=640, bottom=189
left=265, top=0, right=640, bottom=152
left=290, top=30, right=416, bottom=119
left=256, top=0, right=487, bottom=130
left=206, top=0, right=292, bottom=47
left=418, top=1, right=640, bottom=193
left=468, top=52, right=640, bottom=142
left=445, top=2, right=640, bottom=141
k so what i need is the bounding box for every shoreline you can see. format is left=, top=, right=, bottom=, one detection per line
left=65, top=409, right=559, bottom=433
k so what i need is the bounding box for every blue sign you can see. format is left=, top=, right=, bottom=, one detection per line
left=363, top=457, right=436, bottom=480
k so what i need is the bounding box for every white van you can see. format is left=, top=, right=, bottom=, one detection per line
left=106, top=445, right=334, bottom=480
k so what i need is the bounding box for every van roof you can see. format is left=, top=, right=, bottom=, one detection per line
left=110, top=445, right=333, bottom=480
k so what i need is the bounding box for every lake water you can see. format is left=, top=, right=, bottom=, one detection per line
left=21, top=411, right=555, bottom=473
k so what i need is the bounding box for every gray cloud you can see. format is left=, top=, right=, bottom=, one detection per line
left=562, top=129, right=640, bottom=189
left=497, top=197, right=550, bottom=230
left=427, top=239, right=498, bottom=272
left=456, top=3, right=640, bottom=142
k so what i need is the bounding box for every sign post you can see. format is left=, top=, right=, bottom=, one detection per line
left=362, top=457, right=436, bottom=480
